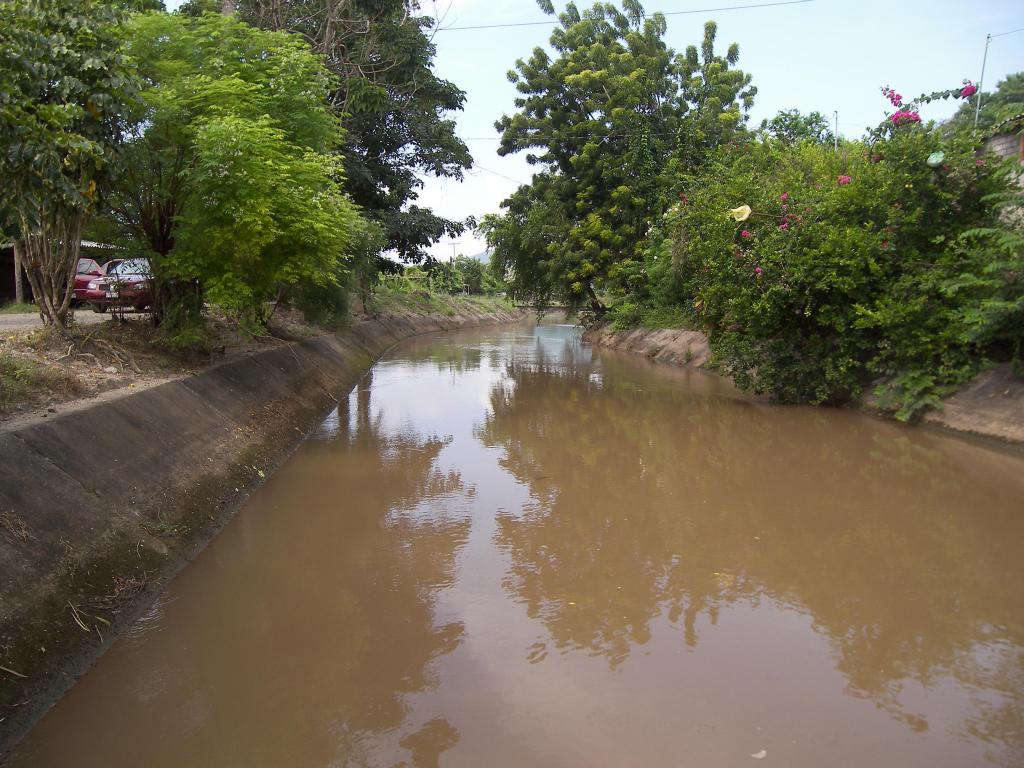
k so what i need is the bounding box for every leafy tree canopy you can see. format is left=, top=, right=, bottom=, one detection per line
left=235, top=0, right=473, bottom=262
left=100, top=11, right=363, bottom=318
left=759, top=108, right=835, bottom=145
left=672, top=20, right=756, bottom=168
left=487, top=1, right=753, bottom=310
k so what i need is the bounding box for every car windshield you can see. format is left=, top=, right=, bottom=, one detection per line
left=110, top=259, right=151, bottom=277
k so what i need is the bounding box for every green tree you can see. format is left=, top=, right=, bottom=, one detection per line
left=452, top=256, right=486, bottom=294
left=947, top=187, right=1024, bottom=363
left=487, top=3, right=753, bottom=311
left=235, top=0, right=473, bottom=263
left=0, top=0, right=134, bottom=327
left=672, top=21, right=757, bottom=169
left=492, top=0, right=687, bottom=310
left=427, top=259, right=465, bottom=295
left=175, top=116, right=362, bottom=316
left=100, top=11, right=362, bottom=322
left=481, top=178, right=568, bottom=307
left=759, top=108, right=834, bottom=145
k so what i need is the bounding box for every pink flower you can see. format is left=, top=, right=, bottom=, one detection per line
left=754, top=266, right=763, bottom=276
left=960, top=82, right=977, bottom=99
left=837, top=175, right=852, bottom=186
left=778, top=222, right=789, bottom=231
left=881, top=86, right=903, bottom=107
left=890, top=110, right=921, bottom=126
left=741, top=230, right=752, bottom=238
left=779, top=192, right=790, bottom=202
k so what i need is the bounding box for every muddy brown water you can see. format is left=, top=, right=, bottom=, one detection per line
left=8, top=324, right=1024, bottom=767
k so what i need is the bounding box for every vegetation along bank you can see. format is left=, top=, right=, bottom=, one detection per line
left=483, top=3, right=1024, bottom=429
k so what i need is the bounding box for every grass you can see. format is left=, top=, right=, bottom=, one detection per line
left=0, top=351, right=82, bottom=413
left=369, top=283, right=512, bottom=319
left=636, top=305, right=692, bottom=330
left=608, top=301, right=693, bottom=331
left=0, top=302, right=36, bottom=315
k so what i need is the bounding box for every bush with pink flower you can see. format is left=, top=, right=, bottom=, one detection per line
left=604, top=74, right=1022, bottom=417
left=622, top=112, right=1014, bottom=413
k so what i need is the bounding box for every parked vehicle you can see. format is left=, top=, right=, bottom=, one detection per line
left=72, top=258, right=121, bottom=305
left=73, top=258, right=102, bottom=306
left=84, top=258, right=153, bottom=313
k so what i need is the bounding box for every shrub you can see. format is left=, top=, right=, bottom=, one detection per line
left=646, top=120, right=1013, bottom=414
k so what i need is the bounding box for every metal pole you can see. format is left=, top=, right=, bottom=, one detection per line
left=833, top=111, right=838, bottom=152
left=974, top=33, right=991, bottom=129
left=13, top=240, right=24, bottom=305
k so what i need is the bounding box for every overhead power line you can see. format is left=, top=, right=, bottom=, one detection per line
left=974, top=26, right=1024, bottom=128
left=434, top=0, right=813, bottom=32
left=462, top=128, right=729, bottom=145
left=462, top=130, right=682, bottom=142
left=472, top=164, right=530, bottom=185
left=990, top=27, right=1024, bottom=39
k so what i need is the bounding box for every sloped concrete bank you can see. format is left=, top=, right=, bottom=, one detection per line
left=583, top=323, right=1024, bottom=446
left=583, top=324, right=712, bottom=369
left=0, top=309, right=522, bottom=757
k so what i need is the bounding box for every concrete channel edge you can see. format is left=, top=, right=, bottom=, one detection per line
left=0, top=309, right=523, bottom=758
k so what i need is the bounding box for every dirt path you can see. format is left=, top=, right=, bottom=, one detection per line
left=0, top=311, right=112, bottom=331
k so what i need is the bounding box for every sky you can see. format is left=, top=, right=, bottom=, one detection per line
left=168, top=0, right=1024, bottom=261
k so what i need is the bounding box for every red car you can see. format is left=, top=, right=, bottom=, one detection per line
left=72, top=258, right=113, bottom=306
left=83, top=258, right=154, bottom=313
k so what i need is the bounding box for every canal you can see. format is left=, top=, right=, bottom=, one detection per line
left=9, top=323, right=1024, bottom=767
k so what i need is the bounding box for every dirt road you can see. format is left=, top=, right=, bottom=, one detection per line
left=0, top=311, right=121, bottom=332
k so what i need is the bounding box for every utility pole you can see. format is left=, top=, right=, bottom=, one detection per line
left=13, top=241, right=24, bottom=305
left=974, top=33, right=991, bottom=130
left=833, top=111, right=839, bottom=152
left=974, top=28, right=1024, bottom=130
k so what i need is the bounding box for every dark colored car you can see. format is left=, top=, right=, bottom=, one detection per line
left=83, top=258, right=153, bottom=313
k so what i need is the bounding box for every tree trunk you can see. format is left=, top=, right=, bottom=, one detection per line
left=19, top=210, right=85, bottom=329
left=12, top=240, right=24, bottom=305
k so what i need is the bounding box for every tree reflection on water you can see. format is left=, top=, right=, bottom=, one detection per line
left=480, top=351, right=1024, bottom=766
left=8, top=369, right=471, bottom=768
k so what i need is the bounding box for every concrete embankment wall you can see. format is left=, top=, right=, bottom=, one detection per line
left=583, top=323, right=1024, bottom=446
left=583, top=324, right=712, bottom=369
left=0, top=310, right=521, bottom=756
